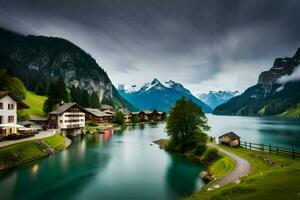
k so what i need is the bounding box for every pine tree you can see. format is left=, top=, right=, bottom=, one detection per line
left=89, top=91, right=100, bottom=108
left=43, top=77, right=70, bottom=113
left=81, top=89, right=90, bottom=107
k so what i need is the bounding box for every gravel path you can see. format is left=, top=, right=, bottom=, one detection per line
left=0, top=129, right=57, bottom=148
left=209, top=144, right=251, bottom=186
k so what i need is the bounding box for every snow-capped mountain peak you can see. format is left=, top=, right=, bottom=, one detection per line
left=198, top=90, right=239, bottom=109
left=118, top=78, right=212, bottom=113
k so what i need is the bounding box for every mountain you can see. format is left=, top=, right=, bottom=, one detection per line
left=0, top=28, right=136, bottom=111
left=118, top=79, right=212, bottom=113
left=214, top=48, right=300, bottom=116
left=197, top=91, right=239, bottom=109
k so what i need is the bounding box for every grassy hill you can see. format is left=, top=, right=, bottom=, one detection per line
left=23, top=91, right=47, bottom=117
left=278, top=103, right=300, bottom=118
left=187, top=145, right=300, bottom=200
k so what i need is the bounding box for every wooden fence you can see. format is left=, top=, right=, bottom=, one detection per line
left=240, top=141, right=300, bottom=159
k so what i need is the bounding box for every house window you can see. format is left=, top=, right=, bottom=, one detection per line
left=8, top=104, right=14, bottom=110
left=60, top=120, right=63, bottom=123
left=0, top=103, right=3, bottom=109
left=0, top=116, right=3, bottom=124
left=8, top=116, right=14, bottom=123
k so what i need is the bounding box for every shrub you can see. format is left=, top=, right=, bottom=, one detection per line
left=202, top=148, right=221, bottom=165
left=113, top=111, right=125, bottom=125
left=131, top=115, right=140, bottom=123
left=3, top=131, right=36, bottom=141
left=85, top=121, right=99, bottom=127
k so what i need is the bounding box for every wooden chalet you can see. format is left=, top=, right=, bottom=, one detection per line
left=126, top=110, right=166, bottom=123
left=0, top=91, right=29, bottom=136
left=84, top=108, right=114, bottom=123
left=219, top=132, right=240, bottom=147
left=48, top=102, right=85, bottom=136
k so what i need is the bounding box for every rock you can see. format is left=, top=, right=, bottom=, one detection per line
left=153, top=139, right=168, bottom=149
left=199, top=171, right=214, bottom=182
left=213, top=184, right=220, bottom=189
left=45, top=148, right=55, bottom=155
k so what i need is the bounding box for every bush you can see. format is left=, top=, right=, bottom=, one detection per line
left=202, top=148, right=221, bottom=165
left=131, top=115, right=140, bottom=123
left=113, top=111, right=125, bottom=125
left=85, top=121, right=99, bottom=127
left=2, top=131, right=36, bottom=141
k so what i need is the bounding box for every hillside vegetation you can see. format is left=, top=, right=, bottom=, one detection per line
left=214, top=48, right=300, bottom=117
left=278, top=103, right=300, bottom=118
left=23, top=91, right=47, bottom=117
left=0, top=28, right=135, bottom=111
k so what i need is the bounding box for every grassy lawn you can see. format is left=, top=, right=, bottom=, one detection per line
left=0, top=134, right=66, bottom=169
left=187, top=145, right=300, bottom=200
left=209, top=154, right=235, bottom=179
left=23, top=90, right=47, bottom=117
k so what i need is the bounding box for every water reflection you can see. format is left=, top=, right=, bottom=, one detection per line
left=165, top=155, right=204, bottom=199
left=0, top=124, right=205, bottom=200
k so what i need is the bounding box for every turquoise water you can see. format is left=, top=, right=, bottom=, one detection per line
left=1, top=115, right=300, bottom=200
left=0, top=123, right=204, bottom=200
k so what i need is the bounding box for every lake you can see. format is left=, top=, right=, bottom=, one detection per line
left=0, top=123, right=204, bottom=200
left=1, top=115, right=300, bottom=200
left=207, top=114, right=300, bottom=150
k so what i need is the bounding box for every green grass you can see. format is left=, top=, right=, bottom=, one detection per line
left=278, top=103, right=300, bottom=118
left=23, top=90, right=47, bottom=117
left=0, top=134, right=66, bottom=169
left=209, top=154, right=235, bottom=178
left=43, top=134, right=66, bottom=149
left=186, top=145, right=300, bottom=200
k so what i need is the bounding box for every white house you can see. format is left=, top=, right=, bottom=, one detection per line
left=0, top=91, right=29, bottom=137
left=48, top=102, right=85, bottom=136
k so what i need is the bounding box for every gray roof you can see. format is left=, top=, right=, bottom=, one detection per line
left=84, top=108, right=113, bottom=117
left=18, top=120, right=35, bottom=126
left=219, top=132, right=240, bottom=139
left=100, top=104, right=113, bottom=109
left=49, top=102, right=80, bottom=115
left=30, top=115, right=48, bottom=121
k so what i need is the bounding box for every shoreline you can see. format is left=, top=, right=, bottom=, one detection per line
left=0, top=134, right=71, bottom=171
left=153, top=139, right=236, bottom=193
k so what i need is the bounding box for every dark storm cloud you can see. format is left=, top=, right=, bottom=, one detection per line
left=0, top=0, right=299, bottom=93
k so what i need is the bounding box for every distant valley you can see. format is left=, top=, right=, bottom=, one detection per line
left=197, top=91, right=239, bottom=109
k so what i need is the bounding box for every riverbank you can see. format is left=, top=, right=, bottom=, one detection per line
left=0, top=134, right=71, bottom=170
left=153, top=139, right=236, bottom=183
left=84, top=123, right=126, bottom=134
left=187, top=145, right=300, bottom=200
left=85, top=121, right=164, bottom=134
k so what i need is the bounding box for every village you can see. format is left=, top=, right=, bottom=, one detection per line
left=0, top=90, right=167, bottom=140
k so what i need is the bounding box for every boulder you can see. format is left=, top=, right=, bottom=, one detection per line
left=199, top=171, right=214, bottom=182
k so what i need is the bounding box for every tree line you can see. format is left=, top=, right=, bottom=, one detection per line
left=43, top=77, right=100, bottom=113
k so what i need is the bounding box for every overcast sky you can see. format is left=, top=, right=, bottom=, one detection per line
left=0, top=0, right=299, bottom=94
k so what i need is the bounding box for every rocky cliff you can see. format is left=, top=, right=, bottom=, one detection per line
left=214, top=48, right=300, bottom=116
left=0, top=28, right=135, bottom=110
left=258, top=48, right=300, bottom=92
